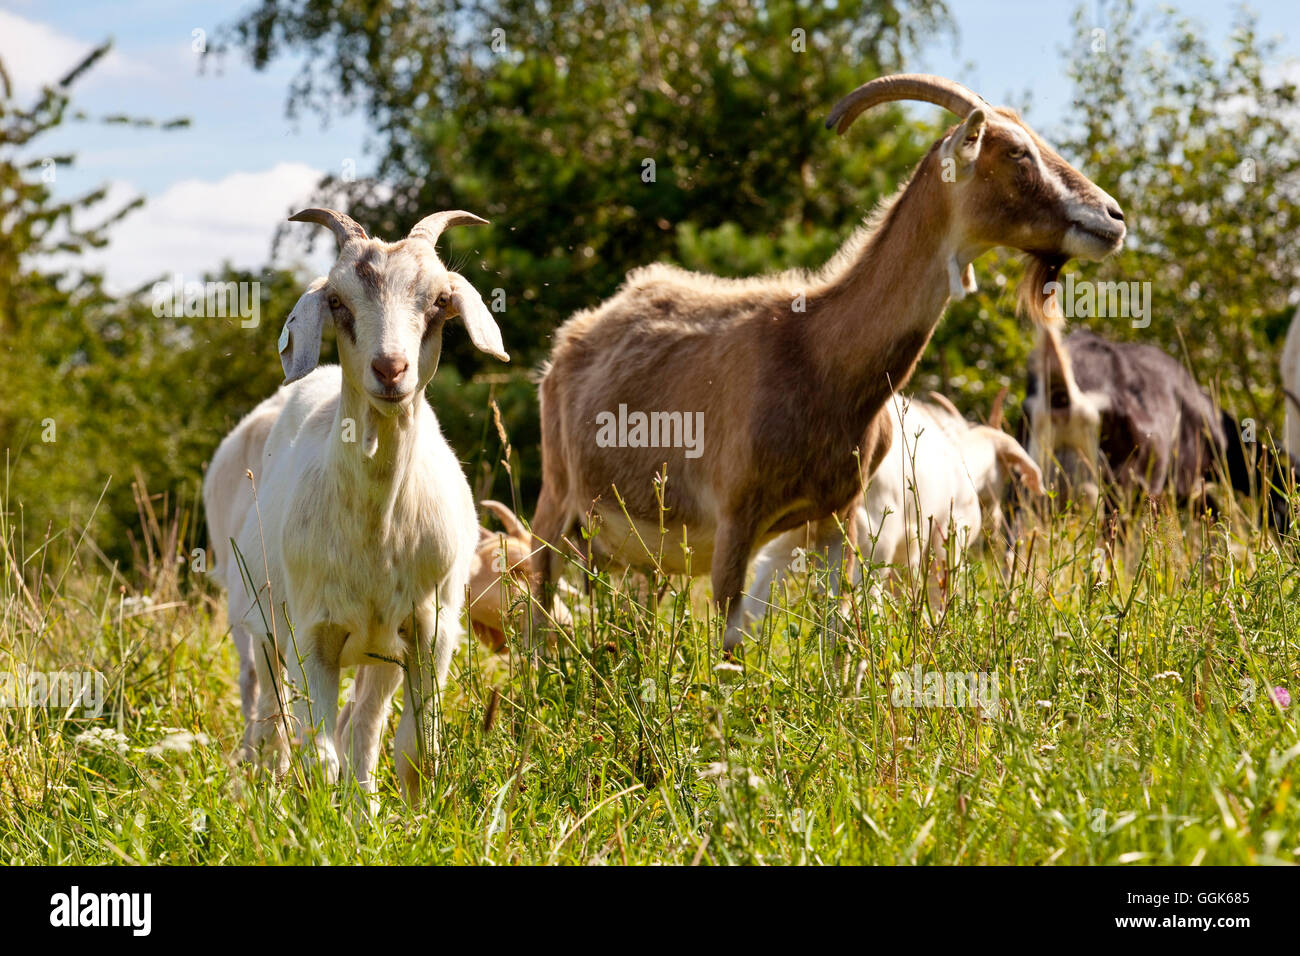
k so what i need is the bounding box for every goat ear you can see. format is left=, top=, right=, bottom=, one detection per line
left=279, top=277, right=330, bottom=385
left=987, top=385, right=1009, bottom=431
left=941, top=108, right=985, bottom=172
left=447, top=273, right=509, bottom=362
left=989, top=431, right=1045, bottom=496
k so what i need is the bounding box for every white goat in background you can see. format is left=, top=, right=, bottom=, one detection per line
left=205, top=207, right=508, bottom=801
left=742, top=392, right=1043, bottom=626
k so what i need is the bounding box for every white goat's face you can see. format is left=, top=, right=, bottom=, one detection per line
left=327, top=240, right=460, bottom=411
left=278, top=208, right=508, bottom=411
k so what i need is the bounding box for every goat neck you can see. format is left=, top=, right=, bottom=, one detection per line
left=808, top=148, right=965, bottom=398
left=332, top=369, right=423, bottom=485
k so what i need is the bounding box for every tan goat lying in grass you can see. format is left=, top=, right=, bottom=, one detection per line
left=468, top=501, right=574, bottom=651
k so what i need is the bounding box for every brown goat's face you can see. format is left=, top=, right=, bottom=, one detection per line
left=325, top=239, right=460, bottom=413
left=949, top=108, right=1125, bottom=263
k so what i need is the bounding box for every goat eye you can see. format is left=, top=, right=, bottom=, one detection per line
left=328, top=294, right=342, bottom=309
left=1009, top=147, right=1027, bottom=160
left=434, top=292, right=450, bottom=308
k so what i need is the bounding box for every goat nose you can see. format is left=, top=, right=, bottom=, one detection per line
left=1107, top=202, right=1125, bottom=223
left=371, top=355, right=409, bottom=386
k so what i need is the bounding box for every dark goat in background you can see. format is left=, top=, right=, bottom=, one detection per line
left=1021, top=323, right=1295, bottom=531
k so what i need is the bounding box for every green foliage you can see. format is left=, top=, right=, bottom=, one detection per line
left=0, top=43, right=293, bottom=568
left=1054, top=0, right=1300, bottom=430
left=227, top=0, right=952, bottom=372
left=917, top=0, right=1300, bottom=431
left=1, top=264, right=309, bottom=572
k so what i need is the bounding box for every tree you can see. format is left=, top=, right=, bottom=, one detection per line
left=227, top=0, right=954, bottom=370
left=913, top=0, right=1300, bottom=435
left=1056, top=0, right=1300, bottom=433
left=0, top=45, right=308, bottom=572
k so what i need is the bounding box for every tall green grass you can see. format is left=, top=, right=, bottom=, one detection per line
left=2, top=476, right=1298, bottom=864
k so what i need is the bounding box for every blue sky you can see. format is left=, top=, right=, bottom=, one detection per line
left=3, top=0, right=1296, bottom=290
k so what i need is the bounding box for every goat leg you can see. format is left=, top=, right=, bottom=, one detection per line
left=714, top=514, right=760, bottom=652
left=337, top=661, right=402, bottom=796
left=527, top=484, right=571, bottom=652
left=286, top=621, right=344, bottom=786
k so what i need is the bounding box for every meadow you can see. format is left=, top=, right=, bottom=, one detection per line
left=1, top=0, right=1297, bottom=871
left=4, top=481, right=1298, bottom=865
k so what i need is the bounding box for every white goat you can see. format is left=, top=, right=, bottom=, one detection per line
left=206, top=207, right=508, bottom=801
left=743, top=392, right=1043, bottom=623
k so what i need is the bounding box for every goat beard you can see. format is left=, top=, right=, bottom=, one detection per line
left=1017, top=254, right=1068, bottom=328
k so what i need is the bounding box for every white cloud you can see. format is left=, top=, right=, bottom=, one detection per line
left=67, top=162, right=333, bottom=291
left=0, top=10, right=153, bottom=101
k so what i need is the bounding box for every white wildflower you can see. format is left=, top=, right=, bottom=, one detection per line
left=143, top=728, right=210, bottom=757
left=74, top=726, right=129, bottom=756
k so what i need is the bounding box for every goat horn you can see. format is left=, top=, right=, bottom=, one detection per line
left=289, top=208, right=368, bottom=248
left=408, top=210, right=489, bottom=247
left=826, top=73, right=986, bottom=134
left=988, top=386, right=1009, bottom=431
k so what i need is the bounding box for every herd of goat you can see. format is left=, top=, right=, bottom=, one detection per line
left=201, top=74, right=1299, bottom=800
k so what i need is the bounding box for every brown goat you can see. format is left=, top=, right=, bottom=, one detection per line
left=530, top=74, right=1126, bottom=652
